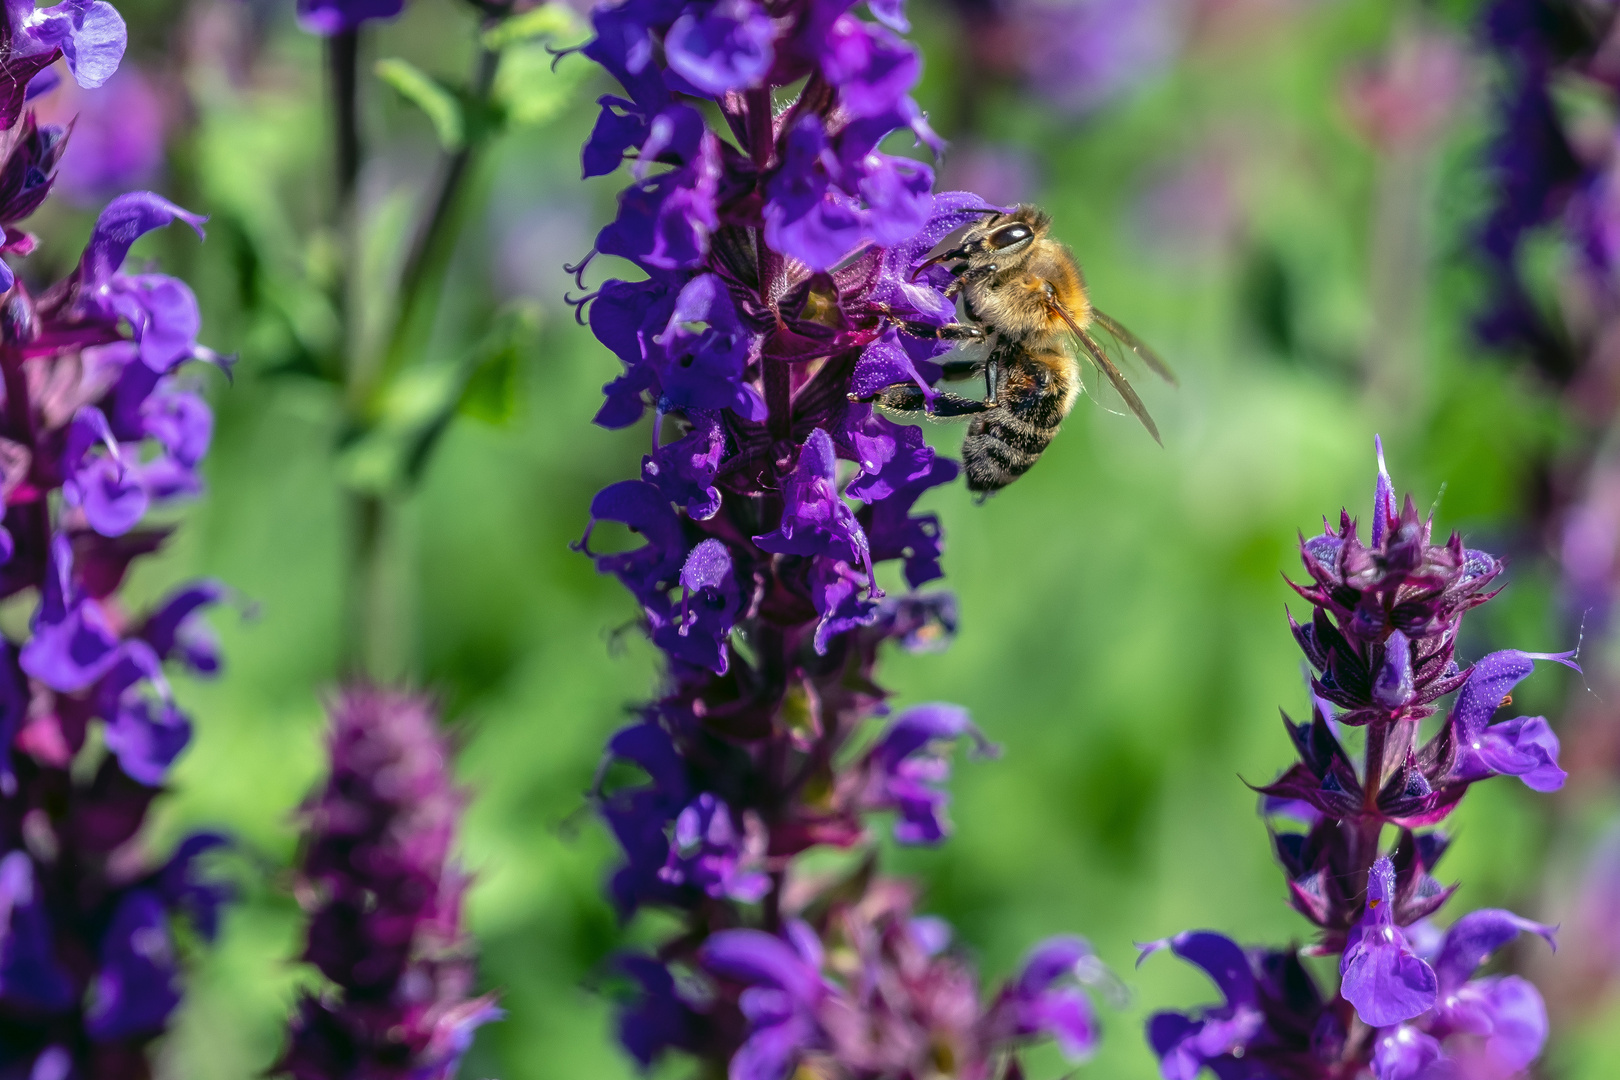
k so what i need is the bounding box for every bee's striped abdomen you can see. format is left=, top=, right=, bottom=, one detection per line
left=960, top=348, right=1074, bottom=494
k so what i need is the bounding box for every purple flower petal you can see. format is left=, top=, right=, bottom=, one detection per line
left=1340, top=858, right=1438, bottom=1027
left=75, top=191, right=204, bottom=294
left=665, top=0, right=775, bottom=96
left=1432, top=909, right=1555, bottom=993
left=84, top=888, right=180, bottom=1039
left=1372, top=1024, right=1445, bottom=1080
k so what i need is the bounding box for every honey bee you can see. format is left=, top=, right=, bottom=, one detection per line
left=860, top=205, right=1176, bottom=495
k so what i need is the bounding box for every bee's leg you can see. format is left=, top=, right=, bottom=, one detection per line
left=885, top=316, right=986, bottom=343
left=983, top=356, right=1000, bottom=407
left=863, top=384, right=990, bottom=417
left=944, top=263, right=997, bottom=300
left=939, top=358, right=984, bottom=381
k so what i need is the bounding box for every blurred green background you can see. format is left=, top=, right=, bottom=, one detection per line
left=37, top=0, right=1620, bottom=1075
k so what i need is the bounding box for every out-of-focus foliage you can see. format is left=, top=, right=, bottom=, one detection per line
left=37, top=0, right=1617, bottom=1076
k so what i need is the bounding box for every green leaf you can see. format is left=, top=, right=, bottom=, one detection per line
left=459, top=304, right=541, bottom=426
left=375, top=58, right=465, bottom=150
left=336, top=305, right=542, bottom=494
left=481, top=2, right=583, bottom=49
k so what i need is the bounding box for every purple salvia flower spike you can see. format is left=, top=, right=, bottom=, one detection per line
left=1146, top=440, right=1567, bottom=1080
left=279, top=689, right=499, bottom=1077
left=571, top=0, right=1117, bottom=1072
left=0, top=75, right=238, bottom=1073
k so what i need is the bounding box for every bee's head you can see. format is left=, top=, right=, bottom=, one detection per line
left=913, top=205, right=1050, bottom=277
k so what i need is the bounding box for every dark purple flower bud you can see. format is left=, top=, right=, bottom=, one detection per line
left=1373, top=629, right=1415, bottom=709
left=1340, top=858, right=1438, bottom=1027
left=280, top=688, right=499, bottom=1079
left=0, top=112, right=67, bottom=238
left=1289, top=440, right=1503, bottom=727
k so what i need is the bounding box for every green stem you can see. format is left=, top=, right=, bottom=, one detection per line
left=342, top=24, right=505, bottom=677
left=371, top=40, right=502, bottom=403
left=328, top=30, right=363, bottom=205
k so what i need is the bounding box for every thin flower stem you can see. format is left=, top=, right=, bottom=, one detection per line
left=376, top=38, right=502, bottom=396
left=342, top=20, right=505, bottom=677
left=328, top=29, right=363, bottom=205
left=342, top=490, right=385, bottom=675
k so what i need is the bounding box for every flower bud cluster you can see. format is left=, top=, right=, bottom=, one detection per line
left=570, top=0, right=1112, bottom=1074
left=1143, top=443, right=1569, bottom=1080
left=278, top=689, right=499, bottom=1080
left=0, top=3, right=241, bottom=1074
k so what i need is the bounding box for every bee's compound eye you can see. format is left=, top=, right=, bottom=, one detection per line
left=989, top=224, right=1032, bottom=250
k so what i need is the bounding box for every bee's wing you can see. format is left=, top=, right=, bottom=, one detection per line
left=1091, top=308, right=1178, bottom=387
left=1050, top=301, right=1163, bottom=446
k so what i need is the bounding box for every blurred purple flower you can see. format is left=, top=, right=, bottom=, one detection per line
left=279, top=688, right=500, bottom=1080
left=1014, top=0, right=1184, bottom=115
left=39, top=63, right=166, bottom=206
left=938, top=140, right=1038, bottom=209
left=297, top=0, right=403, bottom=35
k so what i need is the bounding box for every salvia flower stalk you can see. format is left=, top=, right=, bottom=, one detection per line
left=569, top=0, right=1113, bottom=1074
left=1140, top=441, right=1571, bottom=1080
left=278, top=688, right=499, bottom=1080
left=0, top=3, right=239, bottom=1074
